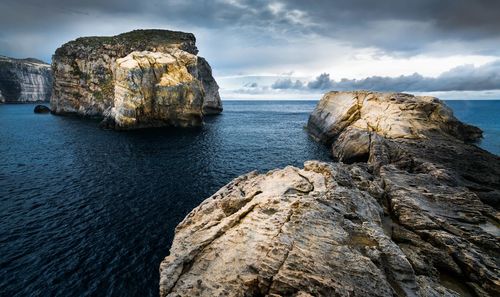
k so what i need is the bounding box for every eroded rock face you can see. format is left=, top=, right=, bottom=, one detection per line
left=160, top=160, right=499, bottom=296
left=307, top=91, right=481, bottom=144
left=160, top=162, right=412, bottom=296
left=108, top=50, right=204, bottom=129
left=306, top=91, right=500, bottom=295
left=50, top=29, right=222, bottom=128
left=307, top=91, right=499, bottom=207
left=196, top=57, right=222, bottom=115
left=0, top=55, right=52, bottom=103
left=160, top=91, right=499, bottom=296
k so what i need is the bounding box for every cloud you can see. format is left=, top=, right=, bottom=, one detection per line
left=1, top=0, right=500, bottom=61
left=244, top=82, right=259, bottom=88
left=307, top=74, right=334, bottom=90
left=271, top=78, right=303, bottom=89
left=272, top=60, right=500, bottom=92
left=1, top=0, right=499, bottom=101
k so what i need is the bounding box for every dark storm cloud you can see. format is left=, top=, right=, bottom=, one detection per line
left=291, top=0, right=500, bottom=36
left=1, top=0, right=500, bottom=95
left=271, top=60, right=500, bottom=92
left=2, top=0, right=500, bottom=51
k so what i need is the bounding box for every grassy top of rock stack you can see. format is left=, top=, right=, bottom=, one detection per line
left=54, top=29, right=198, bottom=60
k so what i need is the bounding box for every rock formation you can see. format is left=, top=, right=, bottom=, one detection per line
left=34, top=105, right=51, bottom=113
left=50, top=29, right=222, bottom=129
left=307, top=91, right=498, bottom=207
left=0, top=55, right=52, bottom=103
left=159, top=91, right=499, bottom=296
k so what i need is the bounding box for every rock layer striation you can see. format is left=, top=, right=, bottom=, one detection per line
left=50, top=29, right=222, bottom=129
left=0, top=55, right=52, bottom=103
left=160, top=91, right=499, bottom=297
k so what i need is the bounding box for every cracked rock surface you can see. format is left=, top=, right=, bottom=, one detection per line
left=159, top=91, right=499, bottom=296
left=110, top=50, right=205, bottom=129
left=50, top=29, right=222, bottom=129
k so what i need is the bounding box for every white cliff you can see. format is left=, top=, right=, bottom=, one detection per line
left=0, top=55, right=52, bottom=103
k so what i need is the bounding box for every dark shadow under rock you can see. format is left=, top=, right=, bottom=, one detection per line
left=34, top=104, right=51, bottom=113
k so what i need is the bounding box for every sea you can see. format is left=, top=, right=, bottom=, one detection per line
left=0, top=100, right=499, bottom=296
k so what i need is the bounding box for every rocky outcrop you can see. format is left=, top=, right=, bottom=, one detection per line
left=307, top=91, right=482, bottom=145
left=34, top=105, right=51, bottom=113
left=0, top=55, right=52, bottom=103
left=107, top=50, right=205, bottom=129
left=50, top=29, right=222, bottom=129
left=307, top=91, right=499, bottom=207
left=196, top=57, right=222, bottom=115
left=159, top=91, right=499, bottom=296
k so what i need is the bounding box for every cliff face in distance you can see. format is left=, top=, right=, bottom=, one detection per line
left=51, top=29, right=222, bottom=129
left=159, top=92, right=499, bottom=297
left=0, top=55, right=52, bottom=103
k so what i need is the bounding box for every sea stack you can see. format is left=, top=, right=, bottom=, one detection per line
left=50, top=29, right=222, bottom=129
left=159, top=91, right=499, bottom=296
left=0, top=55, right=52, bottom=103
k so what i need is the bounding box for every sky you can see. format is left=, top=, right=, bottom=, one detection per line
left=1, top=0, right=500, bottom=99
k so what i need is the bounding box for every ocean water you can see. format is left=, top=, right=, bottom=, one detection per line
left=0, top=100, right=498, bottom=297
left=0, top=101, right=330, bottom=297
left=445, top=100, right=500, bottom=155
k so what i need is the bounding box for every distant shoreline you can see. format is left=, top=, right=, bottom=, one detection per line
left=220, top=98, right=500, bottom=101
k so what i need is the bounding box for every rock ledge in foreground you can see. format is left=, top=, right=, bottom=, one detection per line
left=160, top=91, right=499, bottom=297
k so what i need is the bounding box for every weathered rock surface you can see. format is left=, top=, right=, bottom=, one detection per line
left=108, top=50, right=205, bottom=129
left=195, top=57, right=223, bottom=115
left=0, top=55, right=52, bottom=103
left=50, top=29, right=222, bottom=129
left=159, top=91, right=499, bottom=297
left=308, top=91, right=499, bottom=207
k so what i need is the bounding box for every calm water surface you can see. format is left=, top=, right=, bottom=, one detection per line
left=0, top=100, right=498, bottom=296
left=445, top=100, right=500, bottom=155
left=0, top=101, right=330, bottom=297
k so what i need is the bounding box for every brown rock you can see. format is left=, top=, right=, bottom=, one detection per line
left=50, top=29, right=222, bottom=129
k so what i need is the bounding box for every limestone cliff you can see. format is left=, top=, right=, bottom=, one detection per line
left=50, top=29, right=222, bottom=129
left=0, top=55, right=52, bottom=103
left=159, top=92, right=499, bottom=296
